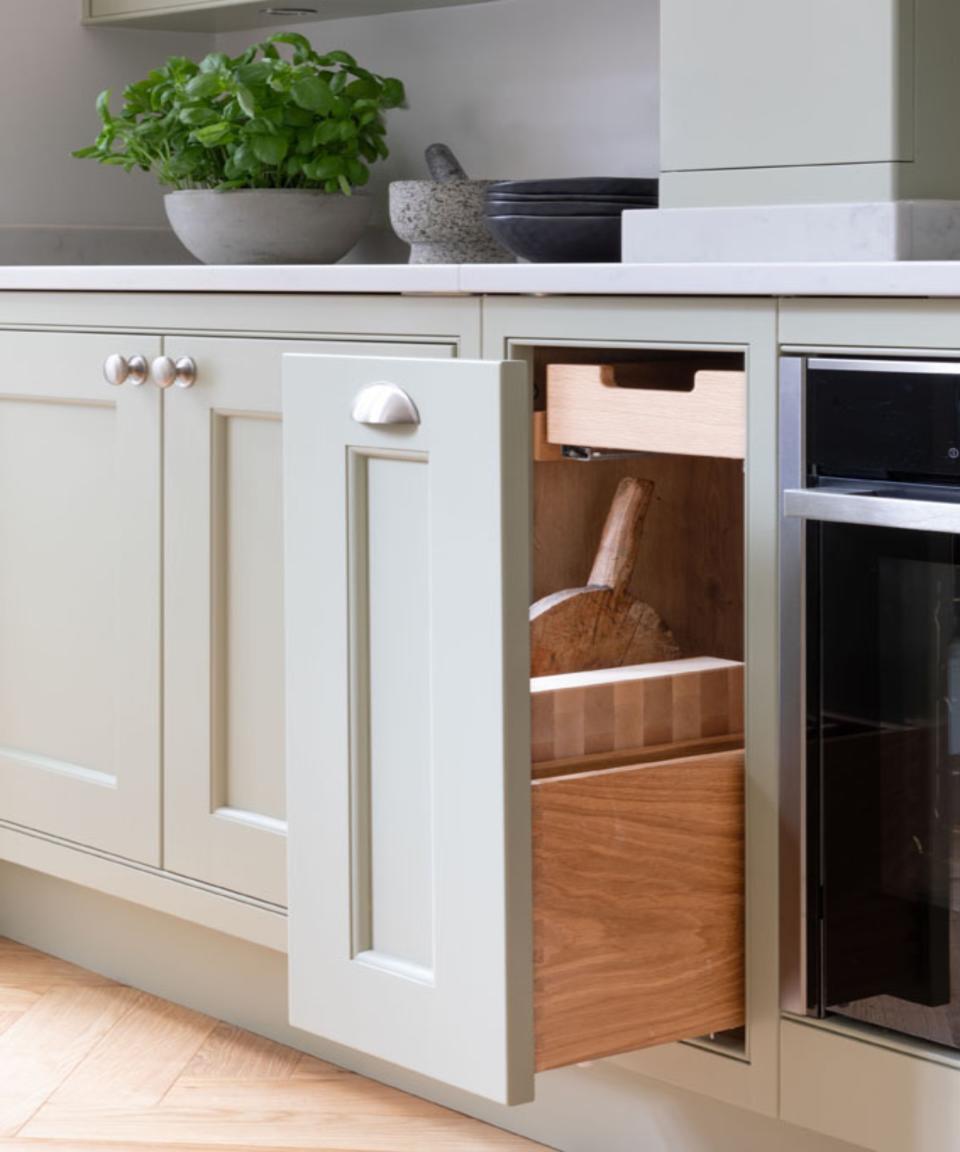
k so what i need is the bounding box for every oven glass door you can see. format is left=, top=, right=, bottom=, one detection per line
left=808, top=518, right=960, bottom=1049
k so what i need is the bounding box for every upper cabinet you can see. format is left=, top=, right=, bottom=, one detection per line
left=660, top=0, right=960, bottom=206
left=662, top=0, right=914, bottom=174
left=83, top=0, right=499, bottom=32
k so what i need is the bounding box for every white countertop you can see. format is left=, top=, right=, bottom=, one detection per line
left=6, top=260, right=960, bottom=296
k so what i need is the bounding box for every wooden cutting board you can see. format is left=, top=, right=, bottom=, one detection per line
left=530, top=477, right=681, bottom=676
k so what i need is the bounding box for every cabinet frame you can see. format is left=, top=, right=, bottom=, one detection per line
left=483, top=295, right=780, bottom=1117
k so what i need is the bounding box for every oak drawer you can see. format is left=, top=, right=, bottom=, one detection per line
left=546, top=363, right=746, bottom=460
left=533, top=745, right=745, bottom=1071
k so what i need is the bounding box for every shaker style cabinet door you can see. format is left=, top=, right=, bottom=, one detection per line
left=283, top=354, right=533, bottom=1103
left=163, top=338, right=456, bottom=906
left=0, top=331, right=162, bottom=862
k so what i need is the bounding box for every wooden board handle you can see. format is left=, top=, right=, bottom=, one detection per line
left=587, top=477, right=654, bottom=595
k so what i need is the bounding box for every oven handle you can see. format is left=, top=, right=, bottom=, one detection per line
left=783, top=488, right=960, bottom=534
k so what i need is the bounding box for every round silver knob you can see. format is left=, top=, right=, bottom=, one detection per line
left=151, top=356, right=197, bottom=390
left=103, top=353, right=148, bottom=387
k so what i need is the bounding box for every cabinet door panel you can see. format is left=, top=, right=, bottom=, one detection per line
left=0, top=331, right=161, bottom=861
left=283, top=354, right=533, bottom=1103
left=163, top=338, right=455, bottom=906
left=661, top=0, right=913, bottom=171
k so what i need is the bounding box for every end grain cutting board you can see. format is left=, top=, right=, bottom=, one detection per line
left=530, top=477, right=681, bottom=676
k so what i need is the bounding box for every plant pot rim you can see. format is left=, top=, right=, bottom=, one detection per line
left=165, top=188, right=371, bottom=197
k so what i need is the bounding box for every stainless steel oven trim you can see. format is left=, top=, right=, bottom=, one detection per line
left=784, top=488, right=960, bottom=534
left=779, top=355, right=807, bottom=1016
left=808, top=357, right=960, bottom=376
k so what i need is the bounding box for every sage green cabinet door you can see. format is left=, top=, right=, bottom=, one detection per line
left=0, top=331, right=162, bottom=863
left=162, top=338, right=456, bottom=907
left=661, top=0, right=913, bottom=172
left=283, top=354, right=533, bottom=1103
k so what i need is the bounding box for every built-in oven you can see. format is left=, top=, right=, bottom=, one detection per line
left=781, top=355, right=960, bottom=1052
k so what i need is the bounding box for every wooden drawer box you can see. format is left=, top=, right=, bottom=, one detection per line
left=532, top=656, right=744, bottom=770
left=533, top=745, right=745, bottom=1070
left=546, top=363, right=746, bottom=460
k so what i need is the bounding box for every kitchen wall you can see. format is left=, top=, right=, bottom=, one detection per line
left=0, top=0, right=658, bottom=262
left=0, top=0, right=207, bottom=262
left=216, top=0, right=660, bottom=260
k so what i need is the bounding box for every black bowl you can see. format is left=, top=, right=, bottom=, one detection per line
left=487, top=202, right=656, bottom=213
left=487, top=199, right=654, bottom=218
left=490, top=177, right=658, bottom=199
left=487, top=193, right=657, bottom=206
left=485, top=215, right=621, bottom=263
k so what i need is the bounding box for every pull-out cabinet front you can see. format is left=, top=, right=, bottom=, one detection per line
left=283, top=354, right=533, bottom=1104
left=282, top=351, right=745, bottom=1106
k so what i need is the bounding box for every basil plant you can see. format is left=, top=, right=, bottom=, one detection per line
left=74, top=33, right=406, bottom=195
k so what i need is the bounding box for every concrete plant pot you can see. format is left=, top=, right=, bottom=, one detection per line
left=164, top=189, right=373, bottom=265
left=389, top=180, right=514, bottom=264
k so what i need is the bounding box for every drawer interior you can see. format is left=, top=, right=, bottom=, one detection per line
left=530, top=345, right=746, bottom=1069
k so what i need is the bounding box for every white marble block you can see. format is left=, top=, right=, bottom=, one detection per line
left=622, top=202, right=960, bottom=263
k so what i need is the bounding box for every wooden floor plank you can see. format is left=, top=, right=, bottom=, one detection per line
left=0, top=984, right=139, bottom=1136
left=0, top=941, right=113, bottom=992
left=23, top=1108, right=542, bottom=1151
left=25, top=1077, right=545, bottom=1149
left=0, top=987, right=40, bottom=1014
left=290, top=1052, right=350, bottom=1080
left=184, top=1021, right=303, bottom=1081
left=0, top=1014, right=24, bottom=1038
left=0, top=1143, right=403, bottom=1152
left=43, top=991, right=218, bottom=1110
left=0, top=1143, right=418, bottom=1152
left=1, top=938, right=549, bottom=1152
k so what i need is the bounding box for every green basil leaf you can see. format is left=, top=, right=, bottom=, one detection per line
left=185, top=72, right=222, bottom=99
left=235, top=84, right=257, bottom=118
left=192, top=120, right=233, bottom=147
left=179, top=106, right=219, bottom=127
left=290, top=73, right=337, bottom=113
left=95, top=89, right=113, bottom=125
left=381, top=78, right=406, bottom=108
left=312, top=119, right=340, bottom=146
left=250, top=133, right=289, bottom=166
left=268, top=32, right=313, bottom=58
left=303, top=155, right=344, bottom=181
left=199, top=52, right=230, bottom=74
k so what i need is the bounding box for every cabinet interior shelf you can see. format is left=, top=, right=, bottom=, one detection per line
left=83, top=0, right=501, bottom=33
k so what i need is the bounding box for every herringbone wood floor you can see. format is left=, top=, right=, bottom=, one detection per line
left=0, top=937, right=548, bottom=1152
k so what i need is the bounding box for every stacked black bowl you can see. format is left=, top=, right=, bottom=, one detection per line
left=485, top=178, right=658, bottom=263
